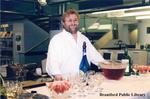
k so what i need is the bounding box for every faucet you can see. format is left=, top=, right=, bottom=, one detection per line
left=114, top=40, right=124, bottom=49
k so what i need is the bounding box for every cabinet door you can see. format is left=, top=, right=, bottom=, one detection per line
left=130, top=51, right=147, bottom=65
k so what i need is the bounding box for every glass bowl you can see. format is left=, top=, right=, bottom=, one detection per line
left=99, top=61, right=127, bottom=80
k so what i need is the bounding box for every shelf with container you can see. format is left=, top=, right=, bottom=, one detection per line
left=0, top=24, right=13, bottom=66
left=0, top=37, right=13, bottom=66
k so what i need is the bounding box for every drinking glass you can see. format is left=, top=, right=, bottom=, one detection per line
left=66, top=73, right=81, bottom=98
left=46, top=80, right=71, bottom=99
left=15, top=81, right=23, bottom=98
left=74, top=72, right=89, bottom=97
left=5, top=81, right=16, bottom=99
left=5, top=80, right=23, bottom=99
left=83, top=71, right=104, bottom=95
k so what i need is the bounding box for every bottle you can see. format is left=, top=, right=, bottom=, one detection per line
left=123, top=45, right=134, bottom=76
left=79, top=41, right=90, bottom=74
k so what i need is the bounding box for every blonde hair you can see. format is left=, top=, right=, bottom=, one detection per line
left=62, top=9, right=80, bottom=22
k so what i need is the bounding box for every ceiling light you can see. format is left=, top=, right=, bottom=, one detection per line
left=125, top=6, right=150, bottom=11
left=88, top=23, right=100, bottom=29
left=98, top=24, right=112, bottom=30
left=38, top=0, right=47, bottom=6
left=91, top=6, right=150, bottom=18
left=81, top=27, right=85, bottom=31
left=124, top=11, right=150, bottom=17
left=136, top=15, right=150, bottom=20
left=92, top=9, right=125, bottom=15
left=88, top=23, right=112, bottom=30
left=107, top=10, right=124, bottom=17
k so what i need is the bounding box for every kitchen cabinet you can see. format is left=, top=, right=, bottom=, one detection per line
left=0, top=24, right=13, bottom=66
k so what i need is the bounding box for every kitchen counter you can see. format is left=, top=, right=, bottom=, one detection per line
left=99, top=48, right=149, bottom=65
left=25, top=74, right=150, bottom=99
left=128, top=48, right=150, bottom=52
left=101, top=47, right=150, bottom=52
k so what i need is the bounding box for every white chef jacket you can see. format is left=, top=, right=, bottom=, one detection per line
left=46, top=29, right=105, bottom=78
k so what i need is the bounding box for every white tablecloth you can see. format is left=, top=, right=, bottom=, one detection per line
left=26, top=75, right=150, bottom=99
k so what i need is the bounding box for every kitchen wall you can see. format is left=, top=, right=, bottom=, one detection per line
left=129, top=28, right=138, bottom=45
left=138, top=19, right=150, bottom=46
left=94, top=20, right=137, bottom=49
left=118, top=22, right=130, bottom=44
left=118, top=20, right=138, bottom=45
left=80, top=14, right=150, bottom=49
left=13, top=19, right=49, bottom=65
left=94, top=31, right=113, bottom=49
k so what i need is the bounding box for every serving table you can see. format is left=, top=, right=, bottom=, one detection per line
left=25, top=74, right=150, bottom=99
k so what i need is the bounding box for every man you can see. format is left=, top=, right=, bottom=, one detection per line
left=46, top=9, right=106, bottom=80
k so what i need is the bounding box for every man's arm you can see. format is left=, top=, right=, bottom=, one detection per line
left=46, top=38, right=62, bottom=78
